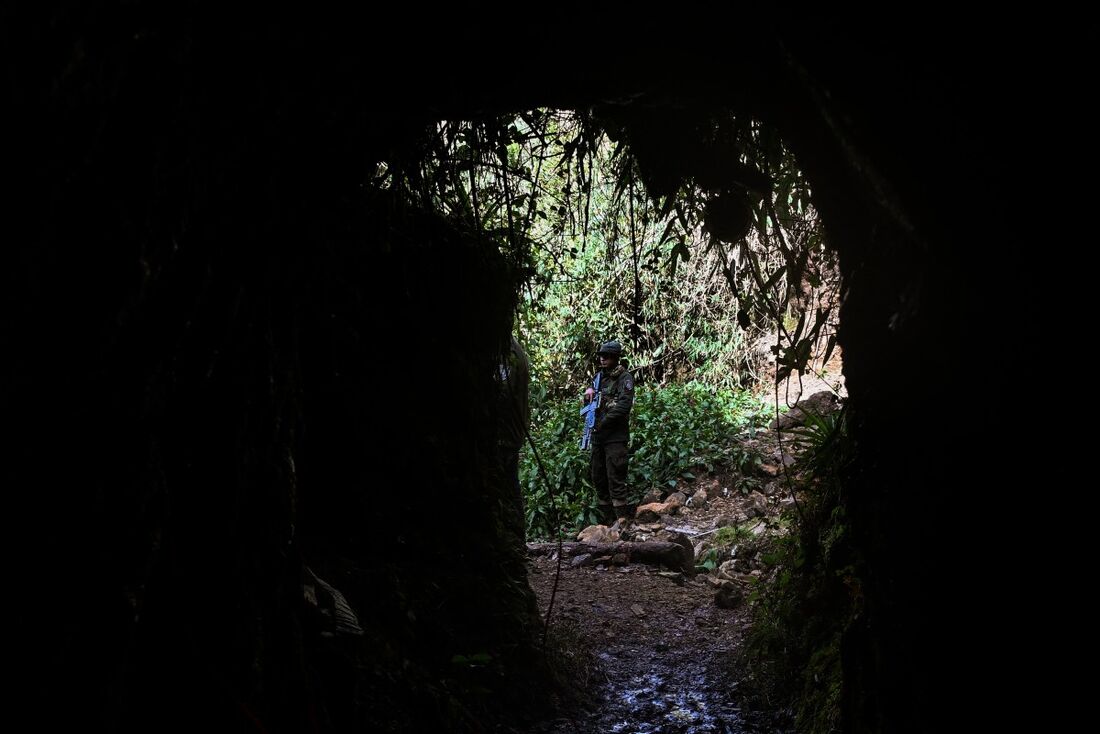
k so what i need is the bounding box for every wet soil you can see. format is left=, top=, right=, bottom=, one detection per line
left=528, top=555, right=752, bottom=733
left=524, top=466, right=798, bottom=734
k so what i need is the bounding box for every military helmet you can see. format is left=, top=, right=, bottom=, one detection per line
left=596, top=340, right=623, bottom=358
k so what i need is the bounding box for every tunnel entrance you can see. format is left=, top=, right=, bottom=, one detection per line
left=405, top=107, right=846, bottom=732
left=9, top=14, right=1041, bottom=733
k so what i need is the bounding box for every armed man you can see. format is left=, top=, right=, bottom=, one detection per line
left=582, top=340, right=636, bottom=527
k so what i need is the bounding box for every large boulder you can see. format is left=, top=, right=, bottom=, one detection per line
left=768, top=390, right=841, bottom=430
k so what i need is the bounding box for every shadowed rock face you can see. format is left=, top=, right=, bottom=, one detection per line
left=8, top=10, right=1046, bottom=732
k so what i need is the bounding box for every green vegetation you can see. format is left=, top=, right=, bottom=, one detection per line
left=384, top=110, right=836, bottom=395
left=696, top=523, right=757, bottom=573
left=520, top=381, right=770, bottom=539
left=741, top=406, right=858, bottom=733
left=713, top=524, right=755, bottom=547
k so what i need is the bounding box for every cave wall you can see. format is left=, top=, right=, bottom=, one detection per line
left=7, top=10, right=540, bottom=733
left=770, top=34, right=1043, bottom=732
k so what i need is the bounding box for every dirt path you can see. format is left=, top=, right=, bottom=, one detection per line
left=527, top=553, right=751, bottom=733
left=524, top=450, right=800, bottom=733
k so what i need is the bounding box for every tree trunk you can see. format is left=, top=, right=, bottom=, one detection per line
left=527, top=540, right=694, bottom=575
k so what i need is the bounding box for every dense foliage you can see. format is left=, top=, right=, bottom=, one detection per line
left=520, top=381, right=771, bottom=539
left=373, top=110, right=837, bottom=390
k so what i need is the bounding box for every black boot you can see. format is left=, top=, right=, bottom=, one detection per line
left=612, top=506, right=635, bottom=529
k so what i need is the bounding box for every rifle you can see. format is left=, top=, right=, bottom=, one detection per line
left=579, top=372, right=601, bottom=450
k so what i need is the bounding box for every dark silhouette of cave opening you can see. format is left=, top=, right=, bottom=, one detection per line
left=7, top=11, right=1065, bottom=733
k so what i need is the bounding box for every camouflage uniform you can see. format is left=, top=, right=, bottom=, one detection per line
left=590, top=346, right=635, bottom=524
